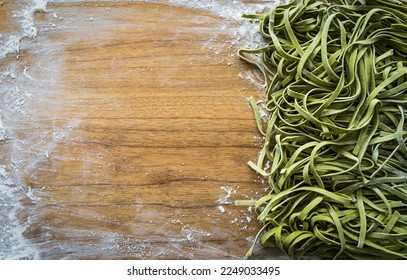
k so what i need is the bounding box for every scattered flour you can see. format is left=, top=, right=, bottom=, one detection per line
left=0, top=181, right=40, bottom=259
left=0, top=0, right=50, bottom=260
left=166, top=0, right=272, bottom=22
left=0, top=0, right=48, bottom=60
left=217, top=185, right=236, bottom=205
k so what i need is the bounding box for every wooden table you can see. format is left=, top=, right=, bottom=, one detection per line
left=0, top=0, right=282, bottom=259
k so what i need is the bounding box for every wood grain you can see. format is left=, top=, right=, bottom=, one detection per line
left=0, top=1, right=283, bottom=259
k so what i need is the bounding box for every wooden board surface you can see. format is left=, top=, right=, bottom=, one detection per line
left=0, top=1, right=283, bottom=259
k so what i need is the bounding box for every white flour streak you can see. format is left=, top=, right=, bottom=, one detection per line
left=0, top=0, right=50, bottom=260
left=0, top=180, right=40, bottom=259
left=0, top=0, right=48, bottom=60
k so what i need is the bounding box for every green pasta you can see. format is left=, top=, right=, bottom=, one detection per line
left=238, top=0, right=407, bottom=259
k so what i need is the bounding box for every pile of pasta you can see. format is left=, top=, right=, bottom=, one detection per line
left=238, top=0, right=407, bottom=259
